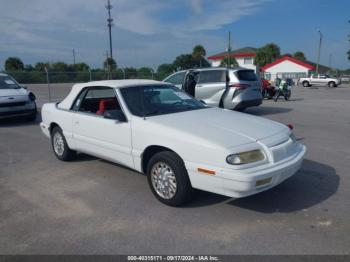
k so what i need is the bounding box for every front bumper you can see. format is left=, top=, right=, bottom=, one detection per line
left=186, top=144, right=306, bottom=198
left=0, top=102, right=36, bottom=119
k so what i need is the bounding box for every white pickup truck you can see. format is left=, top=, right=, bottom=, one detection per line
left=299, top=74, right=341, bottom=87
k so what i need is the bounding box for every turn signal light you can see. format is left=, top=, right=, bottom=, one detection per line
left=287, top=124, right=294, bottom=130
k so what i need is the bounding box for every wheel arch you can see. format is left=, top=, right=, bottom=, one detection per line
left=49, top=122, right=60, bottom=135
left=141, top=145, right=182, bottom=174
left=328, top=81, right=336, bottom=86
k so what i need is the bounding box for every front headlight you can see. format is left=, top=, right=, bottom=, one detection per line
left=226, top=149, right=265, bottom=165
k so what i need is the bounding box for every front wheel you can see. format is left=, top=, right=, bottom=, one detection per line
left=51, top=126, right=76, bottom=161
left=302, top=81, right=309, bottom=87
left=147, top=151, right=193, bottom=206
left=284, top=90, right=291, bottom=100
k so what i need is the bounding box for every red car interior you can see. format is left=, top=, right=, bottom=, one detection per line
left=96, top=99, right=118, bottom=115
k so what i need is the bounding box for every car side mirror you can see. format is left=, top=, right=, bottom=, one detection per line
left=104, top=110, right=127, bottom=122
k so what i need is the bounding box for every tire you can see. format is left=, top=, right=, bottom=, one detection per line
left=302, top=81, right=309, bottom=87
left=328, top=81, right=336, bottom=88
left=147, top=151, right=193, bottom=206
left=51, top=126, right=76, bottom=161
left=284, top=90, right=291, bottom=100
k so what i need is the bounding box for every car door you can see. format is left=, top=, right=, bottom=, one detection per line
left=163, top=71, right=186, bottom=88
left=195, top=70, right=227, bottom=106
left=71, top=86, right=134, bottom=168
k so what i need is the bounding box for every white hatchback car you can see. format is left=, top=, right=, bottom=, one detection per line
left=40, top=80, right=306, bottom=206
left=0, top=73, right=37, bottom=120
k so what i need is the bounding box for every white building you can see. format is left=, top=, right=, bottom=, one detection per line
left=207, top=47, right=257, bottom=72
left=261, top=56, right=315, bottom=81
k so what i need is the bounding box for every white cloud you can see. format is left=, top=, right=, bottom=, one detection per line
left=0, top=0, right=268, bottom=68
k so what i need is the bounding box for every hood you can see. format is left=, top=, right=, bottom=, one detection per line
left=147, top=108, right=289, bottom=148
left=0, top=88, right=28, bottom=98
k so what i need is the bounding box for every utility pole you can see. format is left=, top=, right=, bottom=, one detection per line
left=105, top=50, right=110, bottom=79
left=316, top=30, right=323, bottom=75
left=106, top=0, right=114, bottom=61
left=72, top=48, right=76, bottom=65
left=227, top=31, right=232, bottom=68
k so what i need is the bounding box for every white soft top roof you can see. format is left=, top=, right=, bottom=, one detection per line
left=58, top=79, right=166, bottom=110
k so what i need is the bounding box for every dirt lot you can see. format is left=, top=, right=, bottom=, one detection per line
left=0, top=84, right=349, bottom=254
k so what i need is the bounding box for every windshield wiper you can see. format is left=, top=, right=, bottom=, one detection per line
left=144, top=109, right=161, bottom=117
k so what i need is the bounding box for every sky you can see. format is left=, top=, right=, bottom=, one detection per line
left=0, top=0, right=349, bottom=70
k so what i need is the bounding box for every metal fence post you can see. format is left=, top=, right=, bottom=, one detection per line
left=121, top=68, right=125, bottom=79
left=89, top=69, right=92, bottom=81
left=150, top=68, right=154, bottom=79
left=44, top=67, right=51, bottom=102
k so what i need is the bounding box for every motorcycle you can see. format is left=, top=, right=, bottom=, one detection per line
left=261, top=78, right=275, bottom=99
left=273, top=79, right=292, bottom=101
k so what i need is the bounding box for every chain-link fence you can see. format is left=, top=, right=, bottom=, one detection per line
left=5, top=70, right=169, bottom=85
left=3, top=70, right=170, bottom=106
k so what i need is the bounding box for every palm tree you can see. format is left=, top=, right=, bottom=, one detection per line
left=192, top=45, right=206, bottom=67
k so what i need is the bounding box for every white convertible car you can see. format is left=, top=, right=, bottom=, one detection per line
left=40, top=80, right=306, bottom=206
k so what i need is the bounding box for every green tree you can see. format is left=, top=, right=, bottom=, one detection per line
left=34, top=62, right=50, bottom=71
left=173, top=54, right=197, bottom=70
left=51, top=62, right=69, bottom=72
left=124, top=67, right=138, bottom=79
left=293, top=51, right=306, bottom=61
left=71, top=63, right=90, bottom=71
left=157, top=63, right=175, bottom=75
left=138, top=67, right=153, bottom=78
left=103, top=57, right=117, bottom=71
left=282, top=53, right=292, bottom=57
left=5, top=57, right=24, bottom=71
left=173, top=54, right=209, bottom=70
left=192, top=45, right=206, bottom=67
left=254, top=43, right=281, bottom=67
left=220, top=56, right=238, bottom=68
left=24, top=64, right=34, bottom=71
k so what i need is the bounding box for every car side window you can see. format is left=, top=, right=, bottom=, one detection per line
left=197, top=70, right=226, bottom=84
left=74, top=87, right=121, bottom=116
left=165, top=72, right=185, bottom=85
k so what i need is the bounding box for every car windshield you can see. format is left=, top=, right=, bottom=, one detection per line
left=0, top=75, right=21, bottom=89
left=120, top=85, right=207, bottom=117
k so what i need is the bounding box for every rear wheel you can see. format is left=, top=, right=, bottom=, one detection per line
left=328, top=81, right=336, bottom=88
left=147, top=151, right=193, bottom=206
left=51, top=126, right=76, bottom=161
